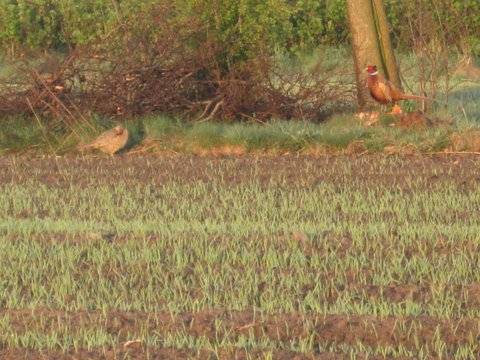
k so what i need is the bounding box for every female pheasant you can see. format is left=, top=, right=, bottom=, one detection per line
left=366, top=65, right=426, bottom=106
left=80, top=125, right=129, bottom=155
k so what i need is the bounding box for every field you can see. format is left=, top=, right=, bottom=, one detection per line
left=0, top=1, right=478, bottom=357
left=0, top=154, right=479, bottom=359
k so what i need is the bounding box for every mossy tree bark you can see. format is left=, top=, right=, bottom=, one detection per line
left=347, top=0, right=401, bottom=110
left=372, top=0, right=401, bottom=90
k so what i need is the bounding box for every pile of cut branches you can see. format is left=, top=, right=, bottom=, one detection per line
left=0, top=3, right=353, bottom=122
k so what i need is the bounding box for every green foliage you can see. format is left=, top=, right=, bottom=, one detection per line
left=57, top=0, right=117, bottom=46
left=0, top=112, right=466, bottom=155
left=1, top=0, right=478, bottom=59
left=0, top=0, right=64, bottom=50
left=387, top=0, right=480, bottom=56
left=0, top=117, right=44, bottom=153
left=0, top=0, right=326, bottom=56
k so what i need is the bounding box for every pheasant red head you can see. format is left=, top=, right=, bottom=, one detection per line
left=366, top=65, right=378, bottom=75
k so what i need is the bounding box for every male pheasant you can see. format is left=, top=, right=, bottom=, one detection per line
left=366, top=65, right=426, bottom=110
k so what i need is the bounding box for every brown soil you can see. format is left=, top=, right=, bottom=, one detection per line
left=2, top=309, right=480, bottom=354
left=0, top=348, right=352, bottom=360
left=395, top=111, right=431, bottom=129
left=0, top=154, right=478, bottom=190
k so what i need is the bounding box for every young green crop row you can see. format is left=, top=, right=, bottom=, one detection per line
left=0, top=327, right=478, bottom=359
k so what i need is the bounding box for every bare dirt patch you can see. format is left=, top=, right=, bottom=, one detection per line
left=1, top=154, right=479, bottom=190
left=0, top=348, right=371, bottom=360
left=2, top=309, right=480, bottom=354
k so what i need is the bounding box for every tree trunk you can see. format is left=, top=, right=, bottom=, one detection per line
left=372, top=0, right=401, bottom=90
left=347, top=0, right=383, bottom=109
left=347, top=0, right=400, bottom=109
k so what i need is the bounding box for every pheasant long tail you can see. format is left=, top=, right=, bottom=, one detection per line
left=399, top=94, right=428, bottom=101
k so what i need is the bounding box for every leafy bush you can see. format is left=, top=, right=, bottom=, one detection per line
left=1, top=0, right=478, bottom=57
left=0, top=0, right=326, bottom=57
